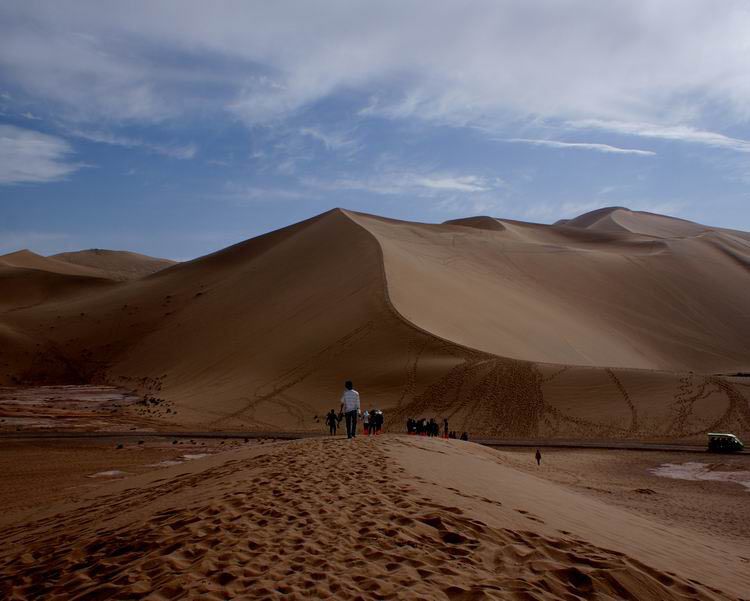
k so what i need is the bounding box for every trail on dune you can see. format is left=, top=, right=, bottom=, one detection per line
left=1, top=437, right=741, bottom=601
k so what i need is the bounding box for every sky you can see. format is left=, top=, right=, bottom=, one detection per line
left=1, top=1, right=750, bottom=260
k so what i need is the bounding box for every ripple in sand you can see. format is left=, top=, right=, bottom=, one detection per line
left=650, top=462, right=750, bottom=491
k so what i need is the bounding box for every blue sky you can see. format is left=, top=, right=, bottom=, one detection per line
left=1, top=1, right=750, bottom=260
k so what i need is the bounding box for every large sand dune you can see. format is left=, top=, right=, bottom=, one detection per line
left=1, top=207, right=749, bottom=439
left=53, top=249, right=177, bottom=281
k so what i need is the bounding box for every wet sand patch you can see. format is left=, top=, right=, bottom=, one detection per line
left=650, top=461, right=750, bottom=491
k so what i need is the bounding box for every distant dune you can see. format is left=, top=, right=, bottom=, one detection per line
left=1, top=207, right=748, bottom=439
left=52, top=249, right=177, bottom=281
left=0, top=249, right=108, bottom=278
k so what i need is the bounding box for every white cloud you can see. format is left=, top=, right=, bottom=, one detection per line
left=0, top=125, right=82, bottom=185
left=2, top=1, right=750, bottom=131
left=412, top=175, right=494, bottom=192
left=220, top=182, right=312, bottom=204
left=305, top=171, right=503, bottom=197
left=299, top=126, right=360, bottom=154
left=66, top=129, right=197, bottom=159
left=568, top=120, right=750, bottom=153
left=507, top=138, right=655, bottom=156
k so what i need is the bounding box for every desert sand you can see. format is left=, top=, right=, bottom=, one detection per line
left=2, top=206, right=749, bottom=599
left=1, top=435, right=748, bottom=600
left=1, top=206, right=748, bottom=440
left=52, top=249, right=178, bottom=282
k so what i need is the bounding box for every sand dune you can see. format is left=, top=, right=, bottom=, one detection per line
left=0, top=249, right=107, bottom=278
left=0, top=265, right=115, bottom=312
left=1, top=207, right=748, bottom=439
left=1, top=436, right=746, bottom=600
left=0, top=248, right=173, bottom=311
left=354, top=208, right=750, bottom=371
left=53, top=249, right=177, bottom=281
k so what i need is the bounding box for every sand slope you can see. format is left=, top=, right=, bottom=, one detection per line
left=1, top=208, right=749, bottom=439
left=1, top=436, right=746, bottom=600
left=0, top=265, right=115, bottom=312
left=53, top=249, right=177, bottom=281
left=353, top=208, right=750, bottom=371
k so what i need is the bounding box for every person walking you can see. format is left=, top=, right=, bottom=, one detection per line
left=340, top=380, right=361, bottom=439
left=325, top=409, right=338, bottom=436
left=374, top=410, right=384, bottom=434
left=443, top=418, right=449, bottom=439
left=535, top=449, right=542, bottom=466
left=362, top=409, right=370, bottom=436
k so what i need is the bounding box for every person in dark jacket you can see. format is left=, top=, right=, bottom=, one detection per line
left=325, top=409, right=338, bottom=436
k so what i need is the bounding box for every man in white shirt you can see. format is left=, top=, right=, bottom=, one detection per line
left=340, top=380, right=361, bottom=439
left=362, top=409, right=370, bottom=435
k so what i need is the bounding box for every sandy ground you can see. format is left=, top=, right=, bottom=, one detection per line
left=0, top=437, right=266, bottom=525
left=2, top=435, right=748, bottom=600
left=493, top=447, right=750, bottom=542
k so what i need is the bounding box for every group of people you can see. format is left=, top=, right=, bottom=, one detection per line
left=329, top=381, right=541, bottom=468
left=329, top=381, right=472, bottom=441
left=406, top=417, right=468, bottom=441
left=407, top=417, right=442, bottom=437
left=325, top=380, right=384, bottom=438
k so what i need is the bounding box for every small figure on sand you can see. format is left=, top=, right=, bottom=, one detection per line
left=362, top=409, right=370, bottom=435
left=443, top=418, right=449, bottom=438
left=340, top=380, right=361, bottom=439
left=367, top=409, right=383, bottom=435
left=535, top=449, right=542, bottom=466
left=325, top=409, right=338, bottom=436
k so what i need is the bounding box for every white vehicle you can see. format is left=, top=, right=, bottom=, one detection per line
left=707, top=433, right=744, bottom=453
